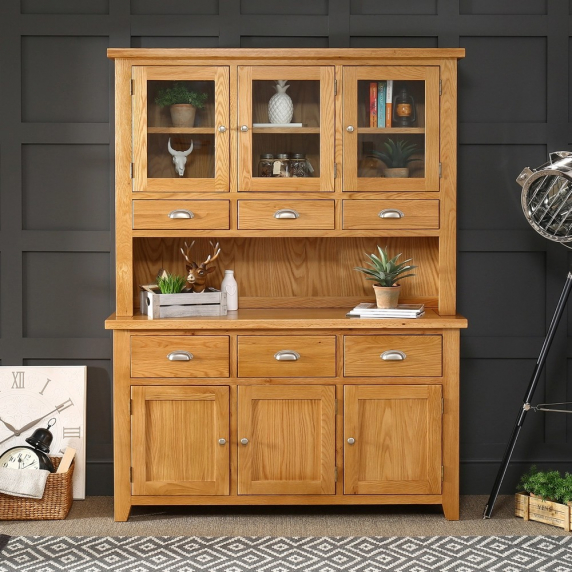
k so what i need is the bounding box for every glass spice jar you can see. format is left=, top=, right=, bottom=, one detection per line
left=273, top=153, right=290, bottom=177
left=290, top=153, right=308, bottom=177
left=258, top=153, right=275, bottom=177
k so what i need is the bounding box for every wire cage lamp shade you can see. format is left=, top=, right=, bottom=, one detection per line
left=518, top=151, right=572, bottom=243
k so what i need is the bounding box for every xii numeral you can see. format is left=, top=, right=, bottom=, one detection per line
left=63, top=427, right=81, bottom=439
left=11, top=371, right=25, bottom=389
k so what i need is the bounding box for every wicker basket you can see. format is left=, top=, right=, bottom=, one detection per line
left=0, top=457, right=74, bottom=520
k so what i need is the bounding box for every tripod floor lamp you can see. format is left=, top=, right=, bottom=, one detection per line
left=484, top=151, right=572, bottom=518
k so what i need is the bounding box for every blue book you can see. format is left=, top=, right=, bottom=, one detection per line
left=377, top=81, right=386, bottom=128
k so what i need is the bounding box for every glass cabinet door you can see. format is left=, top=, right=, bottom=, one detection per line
left=343, top=66, right=440, bottom=192
left=133, top=66, right=229, bottom=192
left=238, top=66, right=335, bottom=192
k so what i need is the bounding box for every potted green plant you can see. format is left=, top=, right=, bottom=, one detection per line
left=369, top=138, right=418, bottom=178
left=354, top=245, right=416, bottom=308
left=155, top=83, right=208, bottom=127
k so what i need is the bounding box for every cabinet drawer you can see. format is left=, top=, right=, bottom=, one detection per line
left=344, top=335, right=442, bottom=377
left=131, top=335, right=230, bottom=378
left=343, top=200, right=439, bottom=230
left=133, top=200, right=229, bottom=230
left=238, top=200, right=334, bottom=230
left=238, top=336, right=336, bottom=377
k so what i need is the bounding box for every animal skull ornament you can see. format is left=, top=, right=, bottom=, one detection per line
left=168, top=138, right=194, bottom=177
left=180, top=240, right=221, bottom=293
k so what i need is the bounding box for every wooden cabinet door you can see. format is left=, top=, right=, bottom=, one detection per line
left=131, top=386, right=229, bottom=496
left=344, top=385, right=442, bottom=495
left=342, top=66, right=440, bottom=192
left=133, top=66, right=230, bottom=192
left=238, top=385, right=335, bottom=495
left=238, top=66, right=335, bottom=192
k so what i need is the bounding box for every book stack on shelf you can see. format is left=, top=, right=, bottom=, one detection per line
left=369, top=80, right=393, bottom=128
left=346, top=302, right=425, bottom=319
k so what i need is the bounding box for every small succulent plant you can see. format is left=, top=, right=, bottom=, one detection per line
left=370, top=138, right=418, bottom=168
left=155, top=83, right=208, bottom=109
left=354, top=245, right=416, bottom=287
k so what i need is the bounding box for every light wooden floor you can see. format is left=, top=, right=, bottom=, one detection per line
left=1, top=496, right=569, bottom=537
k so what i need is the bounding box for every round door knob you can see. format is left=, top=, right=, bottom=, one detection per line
left=218, top=438, right=226, bottom=445
left=218, top=125, right=227, bottom=133
left=347, top=437, right=355, bottom=445
left=346, top=125, right=355, bottom=132
left=240, top=438, right=249, bottom=445
left=240, top=125, right=249, bottom=132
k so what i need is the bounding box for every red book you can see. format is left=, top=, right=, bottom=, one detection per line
left=369, top=82, right=377, bottom=128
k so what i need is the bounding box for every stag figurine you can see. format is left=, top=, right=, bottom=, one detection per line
left=168, top=138, right=194, bottom=177
left=180, top=240, right=221, bottom=293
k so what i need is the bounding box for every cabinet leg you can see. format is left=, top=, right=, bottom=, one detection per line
left=114, top=499, right=132, bottom=522
left=442, top=497, right=460, bottom=521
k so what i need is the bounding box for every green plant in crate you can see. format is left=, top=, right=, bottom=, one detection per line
left=157, top=272, right=187, bottom=294
left=518, top=465, right=572, bottom=504
left=155, top=83, right=208, bottom=109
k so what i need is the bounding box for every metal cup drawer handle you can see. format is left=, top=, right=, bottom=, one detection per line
left=380, top=350, right=406, bottom=361
left=378, top=209, right=404, bottom=219
left=167, top=351, right=194, bottom=361
left=274, top=209, right=300, bottom=219
left=274, top=350, right=300, bottom=361
left=168, top=209, right=195, bottom=219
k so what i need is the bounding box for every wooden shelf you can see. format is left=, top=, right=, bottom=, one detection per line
left=358, top=127, right=425, bottom=134
left=252, top=127, right=320, bottom=134
left=148, top=127, right=215, bottom=134
left=105, top=308, right=468, bottom=331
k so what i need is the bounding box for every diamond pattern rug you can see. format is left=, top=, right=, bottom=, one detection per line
left=1, top=535, right=572, bottom=571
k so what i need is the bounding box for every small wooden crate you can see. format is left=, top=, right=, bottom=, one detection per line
left=140, top=285, right=228, bottom=319
left=515, top=491, right=572, bottom=531
left=0, top=457, right=74, bottom=520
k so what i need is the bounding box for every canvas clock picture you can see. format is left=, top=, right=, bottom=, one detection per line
left=0, top=366, right=87, bottom=499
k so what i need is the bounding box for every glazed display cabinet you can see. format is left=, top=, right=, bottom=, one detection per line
left=106, top=48, right=466, bottom=522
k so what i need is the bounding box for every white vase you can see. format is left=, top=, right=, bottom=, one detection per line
left=221, top=270, right=238, bottom=311
left=268, top=80, right=293, bottom=124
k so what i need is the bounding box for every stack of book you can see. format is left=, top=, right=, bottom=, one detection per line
left=369, top=80, right=393, bottom=128
left=346, top=302, right=425, bottom=319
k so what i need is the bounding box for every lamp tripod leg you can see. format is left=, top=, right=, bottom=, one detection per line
left=483, top=269, right=572, bottom=519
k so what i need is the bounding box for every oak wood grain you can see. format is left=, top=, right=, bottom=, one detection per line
left=344, top=384, right=442, bottom=494
left=342, top=199, right=439, bottom=230
left=344, top=335, right=442, bottom=377
left=131, top=385, right=229, bottom=495
left=238, top=335, right=336, bottom=377
left=238, top=385, right=335, bottom=495
left=238, top=200, right=335, bottom=230
left=131, top=335, right=230, bottom=378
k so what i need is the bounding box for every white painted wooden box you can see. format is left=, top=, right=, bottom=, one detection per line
left=140, top=285, right=228, bottom=319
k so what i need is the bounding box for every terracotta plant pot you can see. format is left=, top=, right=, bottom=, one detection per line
left=170, top=104, right=196, bottom=127
left=383, top=167, right=409, bottom=178
left=373, top=284, right=401, bottom=309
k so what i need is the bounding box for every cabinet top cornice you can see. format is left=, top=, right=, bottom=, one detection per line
left=107, top=48, right=465, bottom=61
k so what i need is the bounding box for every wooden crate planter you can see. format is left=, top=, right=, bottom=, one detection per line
left=140, top=285, right=228, bottom=319
left=515, top=492, right=572, bottom=531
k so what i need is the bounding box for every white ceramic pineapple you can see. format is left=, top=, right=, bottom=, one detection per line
left=268, top=80, right=293, bottom=124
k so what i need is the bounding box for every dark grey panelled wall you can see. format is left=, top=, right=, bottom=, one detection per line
left=0, top=0, right=570, bottom=496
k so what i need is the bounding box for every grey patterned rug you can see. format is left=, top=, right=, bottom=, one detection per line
left=1, top=535, right=572, bottom=571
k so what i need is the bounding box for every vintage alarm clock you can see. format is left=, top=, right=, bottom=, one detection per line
left=0, top=418, right=56, bottom=472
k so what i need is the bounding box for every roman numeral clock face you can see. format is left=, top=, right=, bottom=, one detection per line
left=0, top=366, right=87, bottom=499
